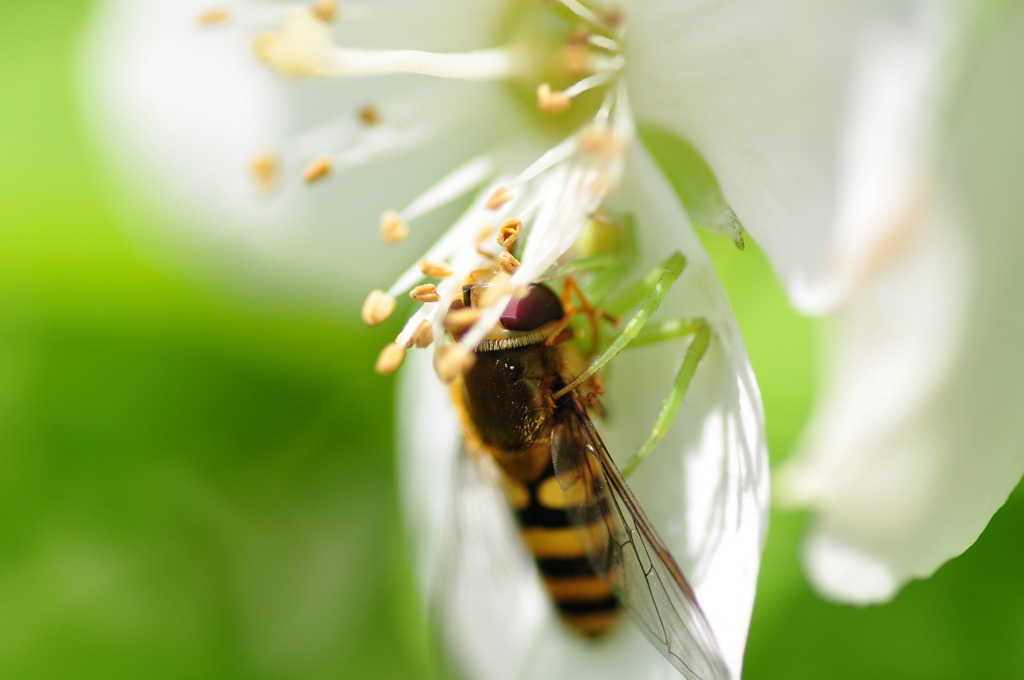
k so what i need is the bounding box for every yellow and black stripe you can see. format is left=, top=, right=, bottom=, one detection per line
left=508, top=461, right=620, bottom=637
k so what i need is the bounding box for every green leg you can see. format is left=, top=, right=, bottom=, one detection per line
left=553, top=251, right=711, bottom=478
left=621, top=317, right=709, bottom=477
left=552, top=251, right=686, bottom=400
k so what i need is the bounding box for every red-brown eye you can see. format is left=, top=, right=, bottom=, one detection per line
left=500, top=284, right=563, bottom=331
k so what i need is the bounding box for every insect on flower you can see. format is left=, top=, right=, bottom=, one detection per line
left=374, top=212, right=727, bottom=680
left=170, top=0, right=763, bottom=675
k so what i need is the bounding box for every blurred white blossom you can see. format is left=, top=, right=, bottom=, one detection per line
left=778, top=2, right=1024, bottom=603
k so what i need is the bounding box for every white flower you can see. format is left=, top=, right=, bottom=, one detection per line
left=81, top=0, right=929, bottom=675
left=777, top=3, right=1024, bottom=604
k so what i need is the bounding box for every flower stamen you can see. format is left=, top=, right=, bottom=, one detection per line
left=375, top=342, right=406, bottom=374
left=301, top=156, right=333, bottom=183
left=411, top=319, right=434, bottom=348
left=410, top=283, right=442, bottom=303
left=310, top=0, right=337, bottom=23
left=197, top=8, right=230, bottom=26
left=251, top=152, right=279, bottom=194
left=380, top=210, right=410, bottom=244
left=420, top=260, right=454, bottom=278
left=362, top=289, right=397, bottom=326
left=486, top=186, right=515, bottom=210
left=255, top=10, right=526, bottom=81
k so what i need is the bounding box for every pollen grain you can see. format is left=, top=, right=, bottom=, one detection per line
left=197, top=8, right=230, bottom=25
left=362, top=290, right=397, bottom=326
left=410, top=284, right=441, bottom=303
left=380, top=210, right=410, bottom=244
left=497, top=218, right=522, bottom=249
left=419, top=260, right=453, bottom=278
left=310, top=0, right=337, bottom=22
left=485, top=186, right=514, bottom=210
left=302, top=156, right=333, bottom=184
left=375, top=342, right=406, bottom=374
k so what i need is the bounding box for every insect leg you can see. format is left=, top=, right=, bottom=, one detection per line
left=620, top=317, right=710, bottom=477
left=552, top=251, right=686, bottom=400
left=554, top=251, right=713, bottom=477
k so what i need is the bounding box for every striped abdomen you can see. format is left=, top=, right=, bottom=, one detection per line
left=506, top=460, right=620, bottom=637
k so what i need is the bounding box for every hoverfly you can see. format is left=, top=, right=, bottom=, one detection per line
left=436, top=257, right=729, bottom=680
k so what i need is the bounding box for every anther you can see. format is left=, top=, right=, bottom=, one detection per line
left=498, top=251, right=521, bottom=274
left=579, top=125, right=625, bottom=158
left=311, top=0, right=337, bottom=22
left=599, top=7, right=624, bottom=30
left=302, top=156, right=333, bottom=183
left=357, top=104, right=380, bottom=126
left=375, top=342, right=406, bottom=374
left=485, top=186, right=514, bottom=210
left=559, top=45, right=592, bottom=77
left=362, top=290, right=397, bottom=326
left=380, top=210, right=410, bottom=244
left=411, top=320, right=434, bottom=348
left=497, top=218, right=522, bottom=249
left=537, top=83, right=571, bottom=114
left=197, top=8, right=230, bottom=25
left=419, top=260, right=453, bottom=278
left=445, top=307, right=482, bottom=331
left=410, top=284, right=441, bottom=303
left=251, top=152, right=279, bottom=193
left=567, top=26, right=591, bottom=46
left=435, top=345, right=476, bottom=383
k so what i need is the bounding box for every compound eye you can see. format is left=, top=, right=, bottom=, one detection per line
left=499, top=284, right=563, bottom=331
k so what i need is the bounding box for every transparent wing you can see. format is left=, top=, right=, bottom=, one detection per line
left=427, top=447, right=547, bottom=680
left=551, top=393, right=730, bottom=680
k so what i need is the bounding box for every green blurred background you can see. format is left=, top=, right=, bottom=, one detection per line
left=3, top=2, right=1023, bottom=678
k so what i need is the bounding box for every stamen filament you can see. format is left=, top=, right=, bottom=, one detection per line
left=328, top=46, right=525, bottom=80
left=551, top=0, right=604, bottom=30
left=401, top=156, right=495, bottom=222
left=588, top=34, right=620, bottom=52
left=562, top=68, right=619, bottom=100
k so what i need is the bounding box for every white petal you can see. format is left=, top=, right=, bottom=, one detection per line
left=624, top=0, right=947, bottom=313
left=80, top=0, right=294, bottom=239
left=603, top=147, right=768, bottom=678
left=398, top=146, right=768, bottom=678
left=81, top=0, right=516, bottom=295
left=778, top=8, right=1024, bottom=603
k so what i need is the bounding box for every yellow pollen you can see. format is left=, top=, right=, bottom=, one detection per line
left=579, top=126, right=626, bottom=161
left=537, top=83, right=570, bottom=114
left=498, top=251, right=521, bottom=274
left=411, top=320, right=434, bottom=348
left=410, top=284, right=441, bottom=303
left=357, top=104, right=380, bottom=126
left=559, top=44, right=592, bottom=77
left=734, top=232, right=746, bottom=251
left=302, top=156, right=333, bottom=183
left=251, top=152, right=279, bottom=193
left=197, top=8, right=230, bottom=25
left=435, top=345, right=476, bottom=383
left=419, top=260, right=454, bottom=278
left=485, top=186, right=514, bottom=210
left=567, top=26, right=591, bottom=46
left=375, top=342, right=406, bottom=374
left=445, top=307, right=482, bottom=331
left=310, top=0, right=337, bottom=22
left=497, top=218, right=522, bottom=249
left=380, top=210, right=410, bottom=244
left=362, top=289, right=397, bottom=326
left=599, top=8, right=624, bottom=30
